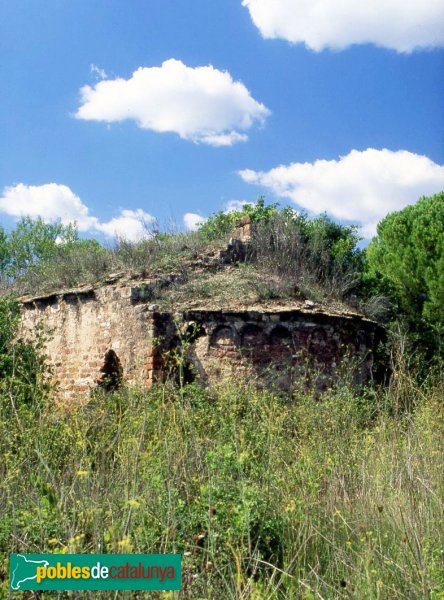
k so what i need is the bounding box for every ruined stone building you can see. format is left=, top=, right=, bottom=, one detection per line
left=19, top=283, right=380, bottom=402
left=18, top=219, right=382, bottom=402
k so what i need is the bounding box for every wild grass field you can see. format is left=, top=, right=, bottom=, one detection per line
left=1, top=359, right=443, bottom=599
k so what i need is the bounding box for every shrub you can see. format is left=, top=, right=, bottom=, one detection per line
left=198, top=197, right=278, bottom=241
left=251, top=210, right=365, bottom=303
left=3, top=217, right=78, bottom=281
left=0, top=296, right=50, bottom=407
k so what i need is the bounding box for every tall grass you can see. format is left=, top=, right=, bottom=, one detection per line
left=1, top=369, right=443, bottom=598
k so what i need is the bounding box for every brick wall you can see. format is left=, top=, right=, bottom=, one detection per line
left=20, top=284, right=158, bottom=402
left=159, top=310, right=380, bottom=392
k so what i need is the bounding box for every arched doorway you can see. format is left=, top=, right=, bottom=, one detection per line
left=98, top=350, right=123, bottom=392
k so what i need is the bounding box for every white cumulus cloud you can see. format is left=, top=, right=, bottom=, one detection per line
left=239, top=148, right=444, bottom=237
left=75, top=59, right=270, bottom=146
left=183, top=212, right=206, bottom=231
left=96, top=208, right=155, bottom=242
left=0, top=183, right=155, bottom=243
left=0, top=183, right=98, bottom=231
left=242, top=0, right=444, bottom=52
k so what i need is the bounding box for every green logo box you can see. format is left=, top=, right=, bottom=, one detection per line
left=10, top=553, right=181, bottom=591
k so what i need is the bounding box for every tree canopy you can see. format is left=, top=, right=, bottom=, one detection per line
left=366, top=192, right=444, bottom=353
left=0, top=217, right=78, bottom=282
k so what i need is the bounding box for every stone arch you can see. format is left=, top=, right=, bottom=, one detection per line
left=98, top=349, right=123, bottom=392
left=269, top=325, right=292, bottom=345
left=210, top=325, right=238, bottom=349
left=240, top=323, right=266, bottom=347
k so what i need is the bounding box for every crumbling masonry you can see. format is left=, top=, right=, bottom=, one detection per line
left=18, top=217, right=381, bottom=401
left=19, top=281, right=380, bottom=402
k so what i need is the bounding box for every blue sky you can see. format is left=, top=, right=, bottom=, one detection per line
left=1, top=0, right=443, bottom=241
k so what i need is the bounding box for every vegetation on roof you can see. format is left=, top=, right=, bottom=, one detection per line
left=0, top=198, right=368, bottom=309
left=1, top=192, right=443, bottom=355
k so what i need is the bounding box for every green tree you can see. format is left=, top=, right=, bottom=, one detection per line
left=5, top=217, right=78, bottom=280
left=366, top=192, right=444, bottom=353
left=304, top=213, right=364, bottom=275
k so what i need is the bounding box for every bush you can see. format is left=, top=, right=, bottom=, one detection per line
left=33, top=239, right=114, bottom=291
left=198, top=197, right=278, bottom=241
left=250, top=210, right=365, bottom=303
left=0, top=296, right=50, bottom=407
left=2, top=217, right=78, bottom=282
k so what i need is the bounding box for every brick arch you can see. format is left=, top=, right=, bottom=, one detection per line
left=269, top=325, right=292, bottom=345
left=240, top=323, right=267, bottom=348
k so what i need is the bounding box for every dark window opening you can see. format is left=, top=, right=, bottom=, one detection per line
left=269, top=325, right=291, bottom=343
left=180, top=361, right=197, bottom=385
left=98, top=350, right=123, bottom=392
left=240, top=324, right=265, bottom=347
left=210, top=326, right=238, bottom=348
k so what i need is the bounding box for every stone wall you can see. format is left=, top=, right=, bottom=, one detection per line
left=19, top=282, right=380, bottom=401
left=159, top=309, right=379, bottom=392
left=20, top=285, right=158, bottom=402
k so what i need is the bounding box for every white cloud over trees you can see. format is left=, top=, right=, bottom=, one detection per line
left=95, top=209, right=155, bottom=241
left=0, top=183, right=155, bottom=242
left=239, top=148, right=444, bottom=237
left=183, top=212, right=206, bottom=231
left=0, top=183, right=98, bottom=231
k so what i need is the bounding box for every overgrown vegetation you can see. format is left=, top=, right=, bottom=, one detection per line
left=0, top=196, right=442, bottom=373
left=1, top=193, right=443, bottom=352
left=0, top=198, right=371, bottom=317
left=0, top=217, right=216, bottom=295
left=1, top=367, right=443, bottom=598
left=249, top=211, right=365, bottom=306
left=0, top=296, right=49, bottom=405
left=0, top=192, right=443, bottom=598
